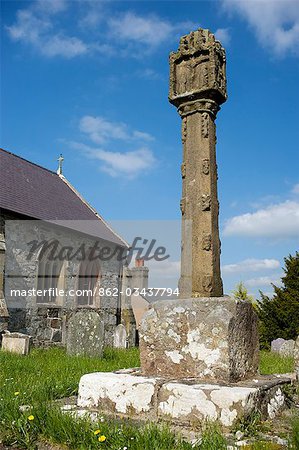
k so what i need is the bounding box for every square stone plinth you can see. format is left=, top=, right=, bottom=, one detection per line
left=1, top=331, right=31, bottom=355
left=78, top=372, right=159, bottom=419
left=139, top=297, right=259, bottom=382
left=77, top=369, right=292, bottom=429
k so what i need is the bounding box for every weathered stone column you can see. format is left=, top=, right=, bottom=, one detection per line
left=169, top=29, right=227, bottom=297
left=138, top=28, right=259, bottom=381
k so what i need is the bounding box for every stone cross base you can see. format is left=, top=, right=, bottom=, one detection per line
left=77, top=369, right=292, bottom=429
left=139, top=297, right=259, bottom=382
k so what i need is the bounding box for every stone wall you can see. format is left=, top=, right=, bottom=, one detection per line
left=2, top=212, right=129, bottom=348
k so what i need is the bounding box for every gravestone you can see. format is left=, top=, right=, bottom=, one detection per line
left=2, top=331, right=31, bottom=355
left=271, top=338, right=286, bottom=354
left=271, top=338, right=295, bottom=357
left=66, top=310, right=104, bottom=357
left=279, top=339, right=295, bottom=357
left=113, top=324, right=127, bottom=348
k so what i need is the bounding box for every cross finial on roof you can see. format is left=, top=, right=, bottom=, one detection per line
left=57, top=154, right=64, bottom=175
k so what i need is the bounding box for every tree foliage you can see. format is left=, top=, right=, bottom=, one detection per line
left=256, top=251, right=299, bottom=349
left=232, top=282, right=255, bottom=303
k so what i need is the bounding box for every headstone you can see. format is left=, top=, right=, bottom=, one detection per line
left=66, top=310, right=104, bottom=357
left=2, top=331, right=31, bottom=355
left=113, top=324, right=127, bottom=348
left=279, top=339, right=295, bottom=357
left=271, top=338, right=286, bottom=354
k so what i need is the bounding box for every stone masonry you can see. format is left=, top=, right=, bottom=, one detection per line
left=0, top=229, right=9, bottom=336
left=139, top=297, right=259, bottom=382
left=3, top=216, right=124, bottom=348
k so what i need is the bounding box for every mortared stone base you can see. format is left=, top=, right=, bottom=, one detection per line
left=77, top=368, right=293, bottom=429
left=139, top=297, right=259, bottom=382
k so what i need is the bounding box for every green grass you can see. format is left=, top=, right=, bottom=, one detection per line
left=0, top=348, right=297, bottom=449
left=0, top=347, right=140, bottom=403
left=259, top=350, right=295, bottom=375
left=289, top=415, right=299, bottom=449
left=0, top=347, right=226, bottom=449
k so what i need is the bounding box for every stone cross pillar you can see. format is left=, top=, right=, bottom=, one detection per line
left=169, top=29, right=227, bottom=298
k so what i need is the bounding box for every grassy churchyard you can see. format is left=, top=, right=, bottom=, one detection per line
left=0, top=348, right=298, bottom=450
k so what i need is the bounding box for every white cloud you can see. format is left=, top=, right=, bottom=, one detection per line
left=41, top=34, right=87, bottom=58
left=132, top=130, right=154, bottom=142
left=79, top=116, right=129, bottom=144
left=35, top=0, right=67, bottom=15
left=147, top=259, right=180, bottom=280
left=108, top=12, right=197, bottom=49
left=7, top=9, right=50, bottom=43
left=223, top=200, right=299, bottom=238
left=245, top=275, right=282, bottom=288
left=70, top=140, right=156, bottom=179
left=93, top=147, right=156, bottom=178
left=78, top=0, right=106, bottom=28
left=6, top=1, right=87, bottom=58
left=214, top=28, right=231, bottom=46
left=222, top=0, right=299, bottom=56
left=79, top=116, right=154, bottom=145
left=108, top=12, right=173, bottom=46
left=7, top=3, right=198, bottom=58
left=222, top=258, right=280, bottom=274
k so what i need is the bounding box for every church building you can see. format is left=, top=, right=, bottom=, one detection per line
left=0, top=148, right=145, bottom=348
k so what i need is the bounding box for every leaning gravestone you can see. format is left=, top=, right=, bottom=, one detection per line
left=66, top=310, right=104, bottom=357
left=113, top=324, right=127, bottom=348
left=271, top=338, right=286, bottom=354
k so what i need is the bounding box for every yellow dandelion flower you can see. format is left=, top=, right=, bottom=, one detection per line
left=98, top=435, right=106, bottom=442
left=93, top=429, right=101, bottom=435
left=28, top=415, right=34, bottom=421
left=14, top=392, right=20, bottom=396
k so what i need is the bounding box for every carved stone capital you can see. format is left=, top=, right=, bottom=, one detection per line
left=178, top=99, right=220, bottom=118
left=169, top=28, right=227, bottom=109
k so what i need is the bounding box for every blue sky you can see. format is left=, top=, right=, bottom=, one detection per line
left=2, top=0, right=299, bottom=296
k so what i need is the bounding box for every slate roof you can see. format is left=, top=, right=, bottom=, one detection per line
left=0, top=148, right=127, bottom=247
